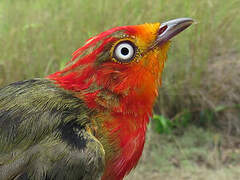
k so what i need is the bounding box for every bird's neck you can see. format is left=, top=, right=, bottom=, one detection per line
left=90, top=89, right=155, bottom=180
left=100, top=111, right=150, bottom=180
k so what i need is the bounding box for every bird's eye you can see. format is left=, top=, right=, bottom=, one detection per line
left=113, top=41, right=136, bottom=63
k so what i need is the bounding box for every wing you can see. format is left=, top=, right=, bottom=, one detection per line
left=0, top=79, right=105, bottom=180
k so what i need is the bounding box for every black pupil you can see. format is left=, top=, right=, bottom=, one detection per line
left=121, top=47, right=129, bottom=56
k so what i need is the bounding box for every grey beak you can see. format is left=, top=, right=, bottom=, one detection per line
left=152, top=18, right=194, bottom=48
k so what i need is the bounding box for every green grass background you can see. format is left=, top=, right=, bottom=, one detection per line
left=1, top=0, right=239, bottom=83
left=1, top=0, right=240, bottom=179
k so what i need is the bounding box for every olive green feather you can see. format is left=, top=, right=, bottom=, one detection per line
left=0, top=79, right=105, bottom=180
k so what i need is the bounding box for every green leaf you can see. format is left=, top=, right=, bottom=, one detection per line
left=153, top=115, right=172, bottom=134
left=214, top=105, right=226, bottom=112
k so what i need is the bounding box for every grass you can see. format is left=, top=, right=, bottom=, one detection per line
left=0, top=0, right=239, bottom=84
left=126, top=126, right=240, bottom=180
left=1, top=0, right=240, bottom=179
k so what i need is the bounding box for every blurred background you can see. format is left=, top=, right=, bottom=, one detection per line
left=1, top=0, right=240, bottom=179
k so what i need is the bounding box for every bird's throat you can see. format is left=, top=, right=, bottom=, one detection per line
left=99, top=110, right=150, bottom=180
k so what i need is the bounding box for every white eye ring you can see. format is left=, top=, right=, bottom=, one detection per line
left=113, top=41, right=136, bottom=63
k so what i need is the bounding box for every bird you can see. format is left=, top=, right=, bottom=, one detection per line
left=0, top=18, right=193, bottom=180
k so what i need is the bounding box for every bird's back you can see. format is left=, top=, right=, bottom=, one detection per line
left=0, top=79, right=105, bottom=180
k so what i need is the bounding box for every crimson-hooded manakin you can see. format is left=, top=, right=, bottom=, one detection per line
left=0, top=18, right=193, bottom=180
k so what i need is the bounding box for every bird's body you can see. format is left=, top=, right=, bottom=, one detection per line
left=0, top=79, right=105, bottom=180
left=0, top=18, right=193, bottom=180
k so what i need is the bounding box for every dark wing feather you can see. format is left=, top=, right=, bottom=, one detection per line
left=0, top=79, right=105, bottom=180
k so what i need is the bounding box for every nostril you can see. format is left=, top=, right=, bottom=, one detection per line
left=158, top=25, right=168, bottom=35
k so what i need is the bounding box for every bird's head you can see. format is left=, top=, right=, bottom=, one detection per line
left=48, top=18, right=193, bottom=114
